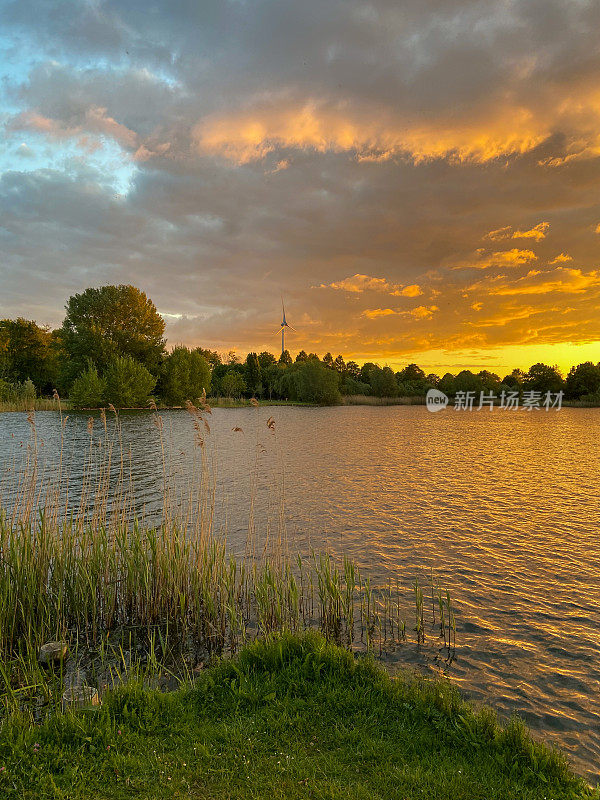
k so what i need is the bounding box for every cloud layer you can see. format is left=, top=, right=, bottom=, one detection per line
left=2, top=0, right=600, bottom=372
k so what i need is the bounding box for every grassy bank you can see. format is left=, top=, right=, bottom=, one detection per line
left=0, top=632, right=593, bottom=800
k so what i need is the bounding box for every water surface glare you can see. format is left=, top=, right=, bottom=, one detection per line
left=1, top=406, right=599, bottom=781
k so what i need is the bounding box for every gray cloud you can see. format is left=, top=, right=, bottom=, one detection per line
left=2, top=0, right=600, bottom=371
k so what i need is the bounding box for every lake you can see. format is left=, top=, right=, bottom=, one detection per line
left=1, top=404, right=599, bottom=781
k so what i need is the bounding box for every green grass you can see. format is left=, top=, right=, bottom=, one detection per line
left=0, top=633, right=594, bottom=800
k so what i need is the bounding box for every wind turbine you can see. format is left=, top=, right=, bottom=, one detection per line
left=275, top=297, right=296, bottom=355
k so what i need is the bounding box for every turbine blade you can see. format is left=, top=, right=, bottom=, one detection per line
left=281, top=295, right=286, bottom=324
left=286, top=324, right=297, bottom=332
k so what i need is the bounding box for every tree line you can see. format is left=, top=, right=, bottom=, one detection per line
left=1, top=284, right=599, bottom=408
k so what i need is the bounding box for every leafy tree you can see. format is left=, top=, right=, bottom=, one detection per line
left=397, top=364, right=426, bottom=383
left=477, top=370, right=501, bottom=392
left=221, top=371, right=246, bottom=398
left=438, top=373, right=456, bottom=395
left=279, top=349, right=292, bottom=366
left=369, top=366, right=398, bottom=397
left=333, top=355, right=346, bottom=373
left=346, top=361, right=360, bottom=380
left=524, top=363, right=564, bottom=393
left=60, top=285, right=165, bottom=386
left=341, top=377, right=371, bottom=396
left=161, top=347, right=211, bottom=405
left=258, top=351, right=277, bottom=369
left=360, top=362, right=378, bottom=384
left=322, top=352, right=335, bottom=370
left=69, top=364, right=106, bottom=408
left=295, top=350, right=308, bottom=363
left=244, top=352, right=262, bottom=396
left=0, top=318, right=58, bottom=392
left=279, top=361, right=341, bottom=404
left=453, top=370, right=483, bottom=394
left=104, top=356, right=156, bottom=408
left=426, top=373, right=440, bottom=387
left=502, top=369, right=526, bottom=390
left=565, top=362, right=600, bottom=399
left=195, top=347, right=221, bottom=367
left=262, top=364, right=282, bottom=400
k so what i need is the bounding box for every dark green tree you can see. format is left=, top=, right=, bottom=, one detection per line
left=104, top=356, right=156, bottom=408
left=258, top=351, right=277, bottom=369
left=279, top=349, right=292, bottom=366
left=244, top=352, right=262, bottom=396
left=397, top=363, right=426, bottom=383
left=221, top=371, right=246, bottom=398
left=262, top=363, right=282, bottom=400
left=369, top=366, right=398, bottom=397
left=295, top=350, right=308, bottom=363
left=453, top=370, right=483, bottom=394
left=279, top=361, right=341, bottom=404
left=524, top=363, right=564, bottom=393
left=502, top=369, right=526, bottom=390
left=360, top=362, right=378, bottom=384
left=477, top=370, right=501, bottom=392
left=69, top=364, right=106, bottom=409
left=161, top=347, right=211, bottom=405
left=322, top=352, right=335, bottom=369
left=333, top=355, right=346, bottom=373
left=195, top=347, right=221, bottom=367
left=60, top=285, right=165, bottom=387
left=0, top=318, right=58, bottom=392
left=438, top=373, right=456, bottom=395
left=346, top=361, right=360, bottom=380
left=565, top=362, right=600, bottom=399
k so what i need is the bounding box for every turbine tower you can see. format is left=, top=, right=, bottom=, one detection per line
left=276, top=297, right=296, bottom=355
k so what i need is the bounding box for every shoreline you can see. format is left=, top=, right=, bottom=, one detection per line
left=1, top=397, right=600, bottom=413
left=1, top=632, right=595, bottom=799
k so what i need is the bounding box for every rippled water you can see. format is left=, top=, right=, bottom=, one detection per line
left=1, top=406, right=599, bottom=781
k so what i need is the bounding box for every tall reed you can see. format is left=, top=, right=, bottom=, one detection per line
left=0, top=403, right=455, bottom=708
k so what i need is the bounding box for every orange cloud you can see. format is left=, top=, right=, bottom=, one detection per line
left=484, top=222, right=549, bottom=242
left=192, top=101, right=548, bottom=165
left=192, top=84, right=600, bottom=167
left=318, top=273, right=423, bottom=297
left=549, top=252, right=572, bottom=264
left=512, top=222, right=550, bottom=241
left=361, top=308, right=396, bottom=319
left=410, top=305, right=439, bottom=319
left=361, top=304, right=438, bottom=320
left=485, top=267, right=600, bottom=296
left=484, top=226, right=512, bottom=241
left=453, top=248, right=537, bottom=270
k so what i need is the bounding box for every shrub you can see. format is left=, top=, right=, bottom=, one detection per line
left=161, top=347, right=211, bottom=405
left=104, top=356, right=156, bottom=408
left=69, top=365, right=106, bottom=408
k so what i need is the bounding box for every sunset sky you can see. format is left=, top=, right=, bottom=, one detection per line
left=2, top=0, right=600, bottom=375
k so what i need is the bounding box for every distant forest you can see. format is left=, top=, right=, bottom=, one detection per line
left=2, top=285, right=599, bottom=408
